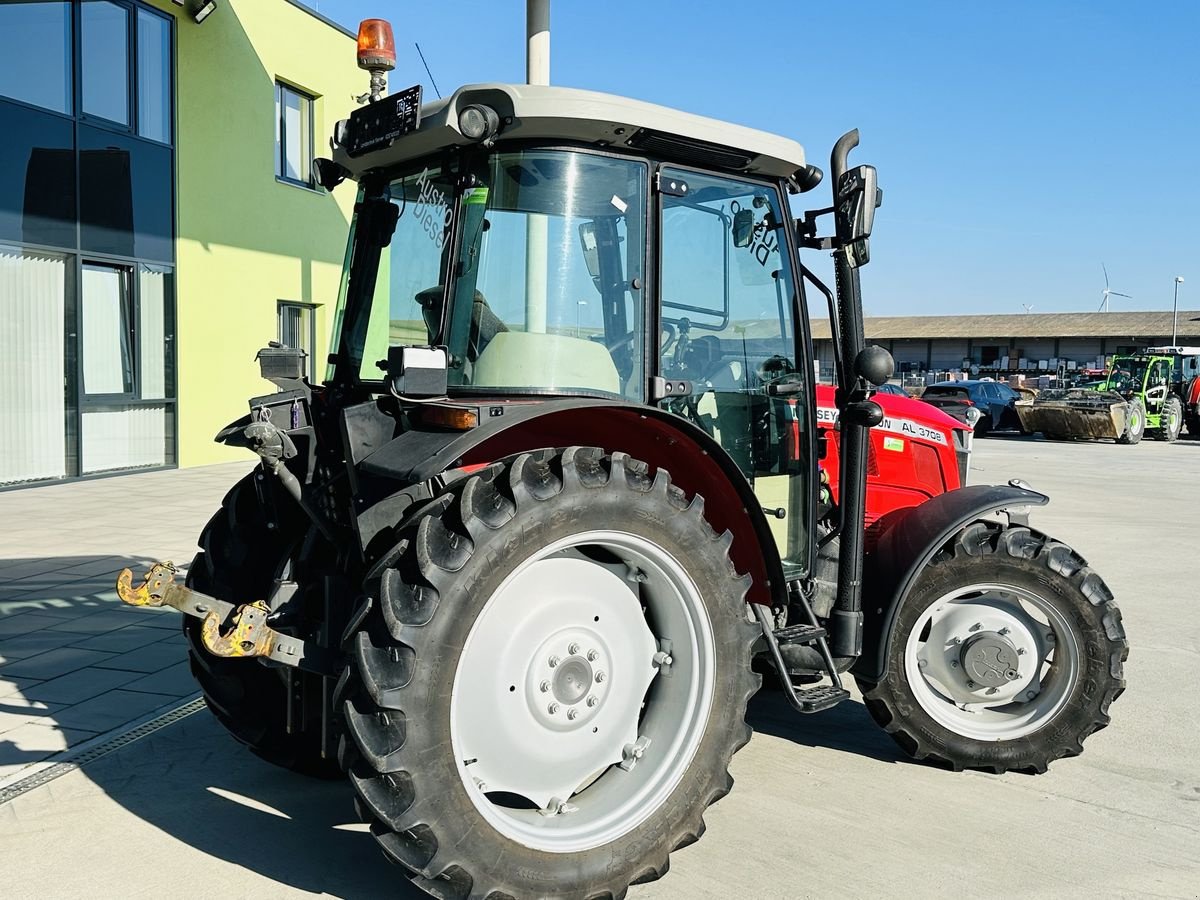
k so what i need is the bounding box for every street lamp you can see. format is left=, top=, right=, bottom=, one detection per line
left=1172, top=275, right=1184, bottom=346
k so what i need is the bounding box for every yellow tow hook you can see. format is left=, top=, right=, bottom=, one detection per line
left=199, top=600, right=276, bottom=658
left=116, top=561, right=178, bottom=607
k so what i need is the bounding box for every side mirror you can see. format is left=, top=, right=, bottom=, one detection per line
left=578, top=222, right=600, bottom=278
left=835, top=164, right=881, bottom=267
left=731, top=208, right=756, bottom=248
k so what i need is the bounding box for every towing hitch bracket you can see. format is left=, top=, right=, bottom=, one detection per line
left=116, top=563, right=337, bottom=674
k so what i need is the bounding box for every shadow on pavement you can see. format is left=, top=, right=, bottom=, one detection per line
left=79, top=710, right=420, bottom=898
left=746, top=685, right=910, bottom=766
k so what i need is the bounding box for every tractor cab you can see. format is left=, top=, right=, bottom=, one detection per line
left=322, top=82, right=828, bottom=575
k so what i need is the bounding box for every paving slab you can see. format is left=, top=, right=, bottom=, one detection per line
left=121, top=661, right=197, bottom=697
left=0, top=628, right=84, bottom=662
left=0, top=647, right=116, bottom=680
left=68, top=624, right=177, bottom=653
left=92, top=640, right=188, bottom=674
left=20, top=666, right=145, bottom=705
left=50, top=690, right=180, bottom=733
left=0, top=613, right=65, bottom=638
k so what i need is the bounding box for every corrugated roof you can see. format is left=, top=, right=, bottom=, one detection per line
left=809, top=310, right=1200, bottom=341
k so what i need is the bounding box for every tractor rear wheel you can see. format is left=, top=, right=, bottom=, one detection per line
left=858, top=521, right=1126, bottom=773
left=340, top=448, right=759, bottom=899
left=1153, top=396, right=1183, bottom=442
left=185, top=473, right=339, bottom=778
left=1117, top=399, right=1145, bottom=444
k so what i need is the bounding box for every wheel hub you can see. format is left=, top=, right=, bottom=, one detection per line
left=527, top=629, right=610, bottom=731
left=959, top=632, right=1021, bottom=688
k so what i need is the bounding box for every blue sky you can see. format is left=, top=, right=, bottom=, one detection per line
left=314, top=0, right=1198, bottom=316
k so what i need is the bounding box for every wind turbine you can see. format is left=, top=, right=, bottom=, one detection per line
left=1021, top=303, right=1035, bottom=314
left=1098, top=264, right=1132, bottom=312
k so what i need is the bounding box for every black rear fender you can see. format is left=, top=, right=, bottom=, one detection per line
left=854, top=482, right=1050, bottom=682
left=355, top=400, right=786, bottom=606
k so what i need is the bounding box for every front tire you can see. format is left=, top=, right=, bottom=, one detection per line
left=1117, top=399, right=1145, bottom=444
left=858, top=521, right=1127, bottom=773
left=341, top=448, right=759, bottom=898
left=1154, top=396, right=1183, bottom=442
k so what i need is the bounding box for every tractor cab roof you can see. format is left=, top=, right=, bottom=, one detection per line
left=331, top=82, right=813, bottom=188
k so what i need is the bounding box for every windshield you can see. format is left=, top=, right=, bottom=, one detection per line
left=446, top=150, right=647, bottom=398
left=1105, top=357, right=1149, bottom=392
left=328, top=149, right=648, bottom=397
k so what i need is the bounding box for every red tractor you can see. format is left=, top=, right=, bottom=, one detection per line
left=118, top=20, right=1126, bottom=899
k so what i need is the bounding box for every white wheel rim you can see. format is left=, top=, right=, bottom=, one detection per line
left=450, top=530, right=715, bottom=853
left=903, top=583, right=1080, bottom=741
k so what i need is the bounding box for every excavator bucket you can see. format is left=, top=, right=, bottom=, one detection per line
left=1016, top=389, right=1128, bottom=439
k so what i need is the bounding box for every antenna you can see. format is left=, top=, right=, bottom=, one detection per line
left=1098, top=263, right=1132, bottom=312
left=414, top=42, right=442, bottom=99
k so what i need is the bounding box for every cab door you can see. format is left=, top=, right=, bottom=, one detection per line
left=655, top=166, right=815, bottom=577
left=1145, top=359, right=1171, bottom=413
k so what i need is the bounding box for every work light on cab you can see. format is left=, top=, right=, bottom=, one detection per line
left=458, top=103, right=500, bottom=143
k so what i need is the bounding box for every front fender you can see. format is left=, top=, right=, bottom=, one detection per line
left=356, top=399, right=789, bottom=606
left=853, top=482, right=1049, bottom=682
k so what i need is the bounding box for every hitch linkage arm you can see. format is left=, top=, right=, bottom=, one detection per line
left=115, top=562, right=335, bottom=674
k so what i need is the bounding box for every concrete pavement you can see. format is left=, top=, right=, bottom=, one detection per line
left=0, top=439, right=1198, bottom=898
left=0, top=462, right=252, bottom=783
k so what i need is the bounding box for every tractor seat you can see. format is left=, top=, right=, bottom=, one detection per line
left=472, top=331, right=622, bottom=395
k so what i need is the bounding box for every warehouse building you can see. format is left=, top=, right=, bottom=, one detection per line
left=811, top=310, right=1200, bottom=378
left=1, top=0, right=361, bottom=487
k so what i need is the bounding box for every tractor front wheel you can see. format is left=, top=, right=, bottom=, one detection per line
left=858, top=521, right=1126, bottom=773
left=1154, top=396, right=1183, bottom=442
left=1117, top=399, right=1145, bottom=444
left=340, top=448, right=759, bottom=899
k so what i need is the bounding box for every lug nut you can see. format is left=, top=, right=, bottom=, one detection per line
left=1017, top=648, right=1026, bottom=656
left=549, top=655, right=561, bottom=668
left=950, top=661, right=959, bottom=668
left=1046, top=632, right=1055, bottom=642
left=586, top=695, right=598, bottom=707
left=539, top=680, right=551, bottom=692
left=567, top=708, right=578, bottom=720
left=1026, top=690, right=1038, bottom=700
left=966, top=680, right=976, bottom=689
left=587, top=649, right=599, bottom=661
left=917, top=659, right=928, bottom=669
left=568, top=642, right=581, bottom=655
left=595, top=671, right=606, bottom=683
left=548, top=702, right=560, bottom=715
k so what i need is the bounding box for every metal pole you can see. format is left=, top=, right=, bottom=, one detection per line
left=1172, top=276, right=1184, bottom=346
left=524, top=0, right=550, bottom=333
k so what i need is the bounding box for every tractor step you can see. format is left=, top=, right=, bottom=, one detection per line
left=773, top=623, right=827, bottom=645
left=792, top=684, right=851, bottom=713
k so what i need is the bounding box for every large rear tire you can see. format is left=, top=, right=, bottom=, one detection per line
left=857, top=521, right=1126, bottom=773
left=185, top=473, right=339, bottom=778
left=341, top=448, right=759, bottom=899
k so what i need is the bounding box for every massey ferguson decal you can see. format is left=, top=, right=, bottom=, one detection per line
left=817, top=406, right=949, bottom=446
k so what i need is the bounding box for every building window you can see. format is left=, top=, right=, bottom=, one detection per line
left=81, top=0, right=131, bottom=126
left=78, top=1, right=172, bottom=141
left=278, top=301, right=316, bottom=378
left=136, top=8, right=172, bottom=143
left=81, top=262, right=135, bottom=396
left=0, top=1, right=73, bottom=115
left=275, top=82, right=314, bottom=186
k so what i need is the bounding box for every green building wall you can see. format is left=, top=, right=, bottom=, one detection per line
left=146, top=0, right=361, bottom=467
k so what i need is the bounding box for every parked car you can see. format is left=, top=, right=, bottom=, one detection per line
left=918, top=380, right=1027, bottom=435
left=874, top=382, right=907, bottom=397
